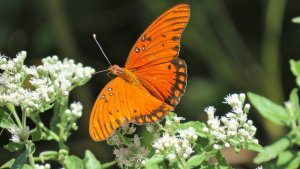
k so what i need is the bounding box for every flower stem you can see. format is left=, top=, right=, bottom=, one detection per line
left=26, top=141, right=36, bottom=168
left=175, top=153, right=186, bottom=169
left=7, top=104, right=22, bottom=128
left=101, top=161, right=117, bottom=169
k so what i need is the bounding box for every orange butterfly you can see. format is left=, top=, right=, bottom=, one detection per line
left=89, top=3, right=190, bottom=141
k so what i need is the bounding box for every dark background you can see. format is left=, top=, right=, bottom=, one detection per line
left=0, top=0, right=300, bottom=168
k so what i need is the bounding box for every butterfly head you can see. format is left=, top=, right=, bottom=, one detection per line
left=109, top=65, right=124, bottom=76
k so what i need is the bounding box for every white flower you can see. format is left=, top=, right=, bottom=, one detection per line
left=223, top=94, right=240, bottom=107
left=178, top=127, right=198, bottom=141
left=167, top=153, right=176, bottom=160
left=0, top=52, right=94, bottom=112
left=204, top=106, right=216, bottom=119
left=152, top=125, right=196, bottom=162
left=203, top=127, right=209, bottom=132
left=224, top=142, right=230, bottom=147
left=146, top=124, right=154, bottom=132
left=10, top=135, right=21, bottom=143
left=34, top=163, right=51, bottom=169
left=244, top=103, right=251, bottom=113
left=174, top=115, right=185, bottom=124
left=204, top=93, right=259, bottom=151
left=69, top=102, right=83, bottom=118
left=213, top=144, right=221, bottom=150
left=165, top=120, right=172, bottom=126
left=7, top=125, right=30, bottom=143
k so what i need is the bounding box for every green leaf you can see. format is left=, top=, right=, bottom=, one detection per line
left=179, top=121, right=208, bottom=137
left=247, top=143, right=264, bottom=152
left=289, top=89, right=300, bottom=125
left=248, top=92, right=289, bottom=125
left=186, top=153, right=206, bottom=168
left=254, top=136, right=293, bottom=163
left=288, top=154, right=300, bottom=169
left=145, top=155, right=164, bottom=168
left=276, top=150, right=296, bottom=167
left=292, top=17, right=300, bottom=24
left=0, top=107, right=14, bottom=129
left=290, top=60, right=300, bottom=87
left=31, top=126, right=42, bottom=141
left=0, top=159, right=15, bottom=169
left=83, top=150, right=101, bottom=169
left=50, top=97, right=68, bottom=135
left=11, top=150, right=28, bottom=169
left=64, top=155, right=83, bottom=169
left=21, top=164, right=32, bottom=169
left=4, top=142, right=24, bottom=152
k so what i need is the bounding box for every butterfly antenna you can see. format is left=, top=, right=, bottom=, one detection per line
left=93, top=69, right=109, bottom=75
left=93, top=34, right=112, bottom=66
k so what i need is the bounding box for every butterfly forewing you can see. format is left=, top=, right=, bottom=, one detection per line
left=125, top=3, right=190, bottom=69
left=89, top=77, right=173, bottom=141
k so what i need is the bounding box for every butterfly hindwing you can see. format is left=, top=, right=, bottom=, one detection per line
left=125, top=3, right=190, bottom=69
left=135, top=58, right=187, bottom=107
left=89, top=77, right=173, bottom=141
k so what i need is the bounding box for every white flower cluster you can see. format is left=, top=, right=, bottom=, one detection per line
left=203, top=93, right=258, bottom=150
left=65, top=102, right=83, bottom=131
left=8, top=125, right=30, bottom=143
left=153, top=126, right=197, bottom=160
left=0, top=51, right=95, bottom=112
left=34, top=163, right=51, bottom=169
left=113, top=135, right=149, bottom=168
left=65, top=102, right=83, bottom=118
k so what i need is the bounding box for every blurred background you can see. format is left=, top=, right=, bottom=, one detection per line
left=0, top=0, right=300, bottom=168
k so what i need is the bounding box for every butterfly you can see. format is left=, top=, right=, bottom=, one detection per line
left=89, top=3, right=190, bottom=141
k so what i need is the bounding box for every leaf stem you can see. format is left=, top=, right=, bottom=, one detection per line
left=101, top=161, right=117, bottom=169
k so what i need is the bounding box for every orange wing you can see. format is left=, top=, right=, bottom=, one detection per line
left=89, top=77, right=173, bottom=141
left=135, top=58, right=187, bottom=107
left=125, top=3, right=190, bottom=106
left=125, top=3, right=190, bottom=69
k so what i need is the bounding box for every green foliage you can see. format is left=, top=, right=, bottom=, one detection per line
left=249, top=59, right=300, bottom=169
left=0, top=107, right=14, bottom=129
left=83, top=150, right=102, bottom=169
left=291, top=60, right=300, bottom=87
left=248, top=93, right=289, bottom=125
left=292, top=17, right=300, bottom=24
left=11, top=150, right=28, bottom=169
left=64, top=155, right=84, bottom=169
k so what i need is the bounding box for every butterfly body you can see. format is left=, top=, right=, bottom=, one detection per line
left=109, top=65, right=141, bottom=86
left=90, top=3, right=190, bottom=141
